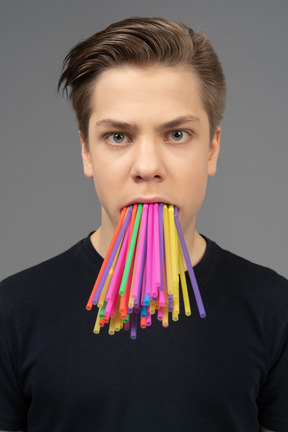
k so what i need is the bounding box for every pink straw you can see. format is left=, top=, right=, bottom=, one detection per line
left=158, top=203, right=164, bottom=291
left=141, top=263, right=146, bottom=306
left=153, top=203, right=161, bottom=289
left=146, top=312, right=152, bottom=326
left=146, top=204, right=154, bottom=297
left=159, top=289, right=165, bottom=307
left=132, top=204, right=148, bottom=299
left=157, top=307, right=163, bottom=321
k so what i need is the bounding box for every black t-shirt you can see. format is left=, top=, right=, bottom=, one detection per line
left=0, top=233, right=288, bottom=432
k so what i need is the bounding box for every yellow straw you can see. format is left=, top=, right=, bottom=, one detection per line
left=108, top=316, right=116, bottom=335
left=174, top=283, right=180, bottom=315
left=128, top=297, right=135, bottom=309
left=172, top=308, right=179, bottom=322
left=93, top=309, right=102, bottom=334
left=149, top=299, right=157, bottom=315
left=168, top=205, right=179, bottom=296
left=163, top=305, right=169, bottom=327
left=163, top=205, right=173, bottom=295
left=178, top=236, right=191, bottom=316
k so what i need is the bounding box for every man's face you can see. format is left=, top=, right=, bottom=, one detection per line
left=80, top=65, right=221, bottom=242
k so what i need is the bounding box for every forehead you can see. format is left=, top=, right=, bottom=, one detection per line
left=92, top=65, right=202, bottom=99
left=89, top=65, right=207, bottom=120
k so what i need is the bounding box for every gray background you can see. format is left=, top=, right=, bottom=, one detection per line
left=1, top=0, right=287, bottom=280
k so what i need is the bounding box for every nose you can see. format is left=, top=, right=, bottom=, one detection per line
left=130, top=137, right=165, bottom=183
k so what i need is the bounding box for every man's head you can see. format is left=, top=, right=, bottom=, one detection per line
left=57, top=17, right=226, bottom=244
left=58, top=17, right=226, bottom=146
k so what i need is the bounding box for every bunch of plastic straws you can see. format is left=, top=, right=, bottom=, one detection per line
left=86, top=203, right=206, bottom=339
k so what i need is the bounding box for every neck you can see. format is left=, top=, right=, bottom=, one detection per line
left=90, top=225, right=206, bottom=270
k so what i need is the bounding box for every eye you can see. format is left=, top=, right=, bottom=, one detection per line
left=166, top=130, right=191, bottom=143
left=105, top=133, right=130, bottom=145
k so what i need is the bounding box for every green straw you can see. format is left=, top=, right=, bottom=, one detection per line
left=99, top=301, right=107, bottom=319
left=119, top=204, right=143, bottom=295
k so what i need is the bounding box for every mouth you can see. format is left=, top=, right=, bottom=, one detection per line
left=124, top=198, right=175, bottom=208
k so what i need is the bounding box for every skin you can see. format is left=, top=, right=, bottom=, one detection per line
left=80, top=65, right=220, bottom=266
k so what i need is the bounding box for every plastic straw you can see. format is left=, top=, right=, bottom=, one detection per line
left=87, top=201, right=206, bottom=339
left=174, top=206, right=206, bottom=318
left=105, top=217, right=131, bottom=303
left=120, top=204, right=143, bottom=295
left=158, top=203, right=164, bottom=291
left=86, top=206, right=128, bottom=310
left=153, top=203, right=161, bottom=288
left=146, top=204, right=154, bottom=297
left=168, top=205, right=179, bottom=295
left=92, top=206, right=133, bottom=306
left=163, top=205, right=173, bottom=295
left=131, top=204, right=148, bottom=299
left=178, top=235, right=191, bottom=316
left=130, top=312, right=137, bottom=340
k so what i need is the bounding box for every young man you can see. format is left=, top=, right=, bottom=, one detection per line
left=0, top=17, right=287, bottom=432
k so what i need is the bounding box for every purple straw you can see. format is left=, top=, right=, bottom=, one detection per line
left=124, top=318, right=130, bottom=331
left=168, top=296, right=174, bottom=312
left=130, top=311, right=137, bottom=340
left=174, top=206, right=206, bottom=318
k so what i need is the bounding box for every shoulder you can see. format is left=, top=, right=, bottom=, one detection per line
left=0, top=239, right=84, bottom=303
left=214, top=239, right=288, bottom=285
left=208, top=237, right=288, bottom=306
left=207, top=239, right=288, bottom=356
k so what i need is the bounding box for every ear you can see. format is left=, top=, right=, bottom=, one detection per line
left=207, top=125, right=221, bottom=177
left=79, top=130, right=93, bottom=178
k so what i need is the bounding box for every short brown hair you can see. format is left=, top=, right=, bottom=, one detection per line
left=58, top=17, right=226, bottom=144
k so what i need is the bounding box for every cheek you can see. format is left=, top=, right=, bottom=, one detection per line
left=91, top=158, right=125, bottom=202
left=178, top=156, right=208, bottom=185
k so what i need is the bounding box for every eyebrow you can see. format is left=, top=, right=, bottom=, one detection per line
left=95, top=115, right=202, bottom=131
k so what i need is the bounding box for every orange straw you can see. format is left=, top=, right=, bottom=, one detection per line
left=140, top=316, right=147, bottom=329
left=99, top=318, right=105, bottom=327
